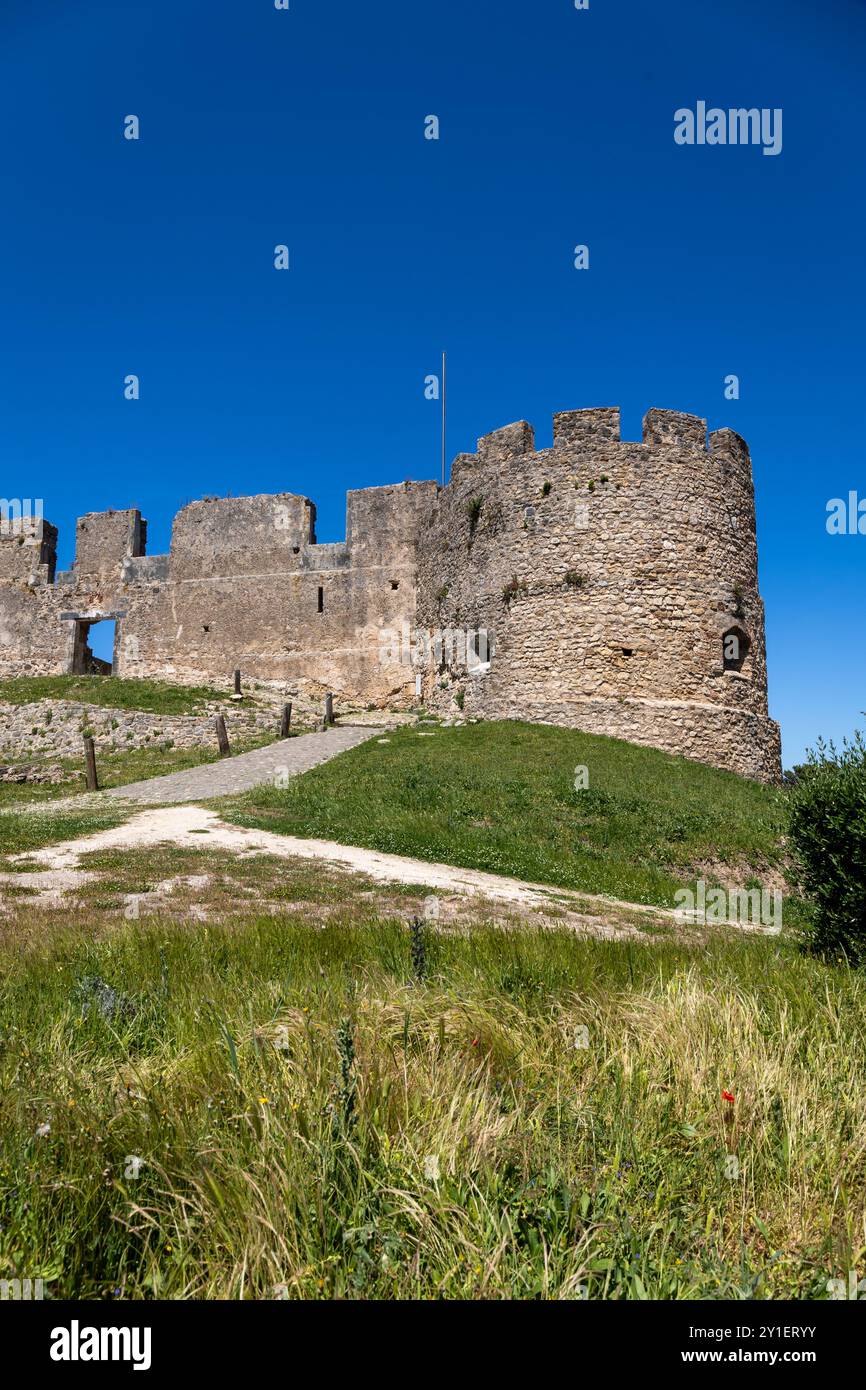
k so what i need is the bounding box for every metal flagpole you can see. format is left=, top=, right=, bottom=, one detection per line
left=441, top=350, right=446, bottom=487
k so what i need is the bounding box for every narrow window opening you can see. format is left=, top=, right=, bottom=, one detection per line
left=317, top=586, right=324, bottom=613
left=468, top=630, right=492, bottom=670
left=390, top=580, right=399, bottom=591
left=621, top=647, right=634, bottom=657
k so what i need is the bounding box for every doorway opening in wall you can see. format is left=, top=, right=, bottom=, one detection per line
left=72, top=619, right=116, bottom=675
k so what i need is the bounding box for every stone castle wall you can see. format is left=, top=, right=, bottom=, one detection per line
left=0, top=485, right=436, bottom=707
left=414, top=408, right=780, bottom=782
left=0, top=405, right=781, bottom=781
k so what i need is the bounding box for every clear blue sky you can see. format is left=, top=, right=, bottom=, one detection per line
left=1, top=0, right=864, bottom=767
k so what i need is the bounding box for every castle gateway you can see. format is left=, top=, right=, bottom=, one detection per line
left=0, top=407, right=781, bottom=782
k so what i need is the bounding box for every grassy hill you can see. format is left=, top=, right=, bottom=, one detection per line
left=225, top=720, right=791, bottom=909
left=3, top=714, right=850, bottom=1302
left=0, top=674, right=234, bottom=716
left=0, top=907, right=861, bottom=1300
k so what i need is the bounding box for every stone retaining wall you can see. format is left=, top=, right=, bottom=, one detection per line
left=0, top=699, right=280, bottom=761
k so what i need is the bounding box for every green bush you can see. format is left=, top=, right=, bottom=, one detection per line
left=466, top=495, right=483, bottom=538
left=788, top=731, right=866, bottom=963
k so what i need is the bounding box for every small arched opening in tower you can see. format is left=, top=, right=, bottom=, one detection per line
left=722, top=626, right=750, bottom=673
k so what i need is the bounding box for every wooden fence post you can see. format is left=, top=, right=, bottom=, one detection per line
left=280, top=703, right=292, bottom=738
left=324, top=692, right=334, bottom=726
left=83, top=735, right=99, bottom=791
left=215, top=715, right=231, bottom=757
left=233, top=669, right=241, bottom=696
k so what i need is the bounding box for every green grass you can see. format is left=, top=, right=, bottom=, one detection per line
left=223, top=721, right=790, bottom=908
left=0, top=910, right=862, bottom=1300
left=0, top=804, right=127, bottom=857
left=0, top=675, right=235, bottom=715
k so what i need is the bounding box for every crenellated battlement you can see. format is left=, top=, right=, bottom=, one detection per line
left=709, top=427, right=752, bottom=471
left=450, top=407, right=746, bottom=494
left=456, top=407, right=731, bottom=470
left=554, top=407, right=621, bottom=448
left=642, top=408, right=707, bottom=450
left=476, top=420, right=536, bottom=460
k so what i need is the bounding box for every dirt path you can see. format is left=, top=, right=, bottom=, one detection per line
left=8, top=802, right=781, bottom=936
left=15, top=803, right=675, bottom=926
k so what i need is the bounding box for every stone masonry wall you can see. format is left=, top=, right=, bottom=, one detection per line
left=0, top=699, right=278, bottom=761
left=0, top=485, right=437, bottom=707
left=414, top=408, right=781, bottom=782
left=0, top=404, right=781, bottom=781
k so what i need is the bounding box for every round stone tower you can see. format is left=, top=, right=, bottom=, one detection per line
left=415, top=407, right=781, bottom=782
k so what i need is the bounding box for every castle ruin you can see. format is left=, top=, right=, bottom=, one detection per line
left=0, top=406, right=781, bottom=782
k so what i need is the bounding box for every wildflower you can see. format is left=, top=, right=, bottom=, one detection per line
left=35, top=1122, right=51, bottom=1138
left=259, top=1096, right=271, bottom=1105
left=722, top=1090, right=735, bottom=1104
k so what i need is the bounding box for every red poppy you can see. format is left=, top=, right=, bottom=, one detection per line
left=722, top=1090, right=735, bottom=1104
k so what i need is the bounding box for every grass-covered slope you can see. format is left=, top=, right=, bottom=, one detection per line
left=0, top=911, right=861, bottom=1299
left=0, top=675, right=232, bottom=715
left=0, top=803, right=127, bottom=857
left=225, top=721, right=789, bottom=907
